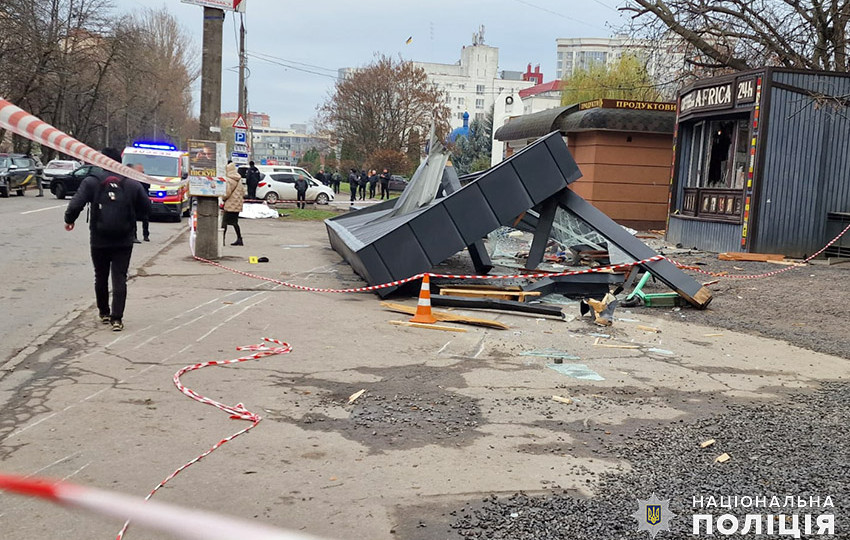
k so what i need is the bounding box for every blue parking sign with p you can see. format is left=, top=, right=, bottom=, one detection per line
left=234, top=130, right=246, bottom=143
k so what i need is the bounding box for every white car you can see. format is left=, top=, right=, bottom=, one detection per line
left=42, top=159, right=82, bottom=188
left=257, top=172, right=334, bottom=205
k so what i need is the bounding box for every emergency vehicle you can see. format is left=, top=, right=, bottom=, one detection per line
left=122, top=142, right=190, bottom=221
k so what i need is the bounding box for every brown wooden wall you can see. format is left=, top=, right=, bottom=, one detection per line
left=567, top=131, right=673, bottom=229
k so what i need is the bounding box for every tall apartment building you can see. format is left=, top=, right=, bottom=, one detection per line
left=412, top=28, right=535, bottom=130
left=556, top=35, right=689, bottom=99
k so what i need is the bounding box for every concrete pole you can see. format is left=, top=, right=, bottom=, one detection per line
left=196, top=6, right=224, bottom=260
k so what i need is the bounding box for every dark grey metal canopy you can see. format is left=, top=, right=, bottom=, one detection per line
left=494, top=105, right=675, bottom=141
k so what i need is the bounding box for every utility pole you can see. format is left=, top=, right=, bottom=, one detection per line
left=196, top=6, right=224, bottom=260
left=238, top=16, right=246, bottom=121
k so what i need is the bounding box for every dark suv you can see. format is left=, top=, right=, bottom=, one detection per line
left=0, top=154, right=43, bottom=197
left=50, top=165, right=103, bottom=199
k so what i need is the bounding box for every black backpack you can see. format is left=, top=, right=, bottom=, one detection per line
left=93, top=176, right=135, bottom=239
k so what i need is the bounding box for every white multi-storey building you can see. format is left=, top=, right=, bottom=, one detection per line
left=413, top=28, right=535, bottom=130
left=556, top=34, right=690, bottom=99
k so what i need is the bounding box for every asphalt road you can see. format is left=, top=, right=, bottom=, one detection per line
left=0, top=190, right=186, bottom=364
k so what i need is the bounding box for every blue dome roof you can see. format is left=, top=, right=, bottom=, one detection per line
left=449, top=111, right=473, bottom=143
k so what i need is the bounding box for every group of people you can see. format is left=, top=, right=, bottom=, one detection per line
left=347, top=168, right=393, bottom=202
left=314, top=169, right=343, bottom=194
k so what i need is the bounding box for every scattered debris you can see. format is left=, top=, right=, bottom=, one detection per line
left=388, top=320, right=468, bottom=333
left=646, top=347, right=676, bottom=356
left=348, top=389, right=366, bottom=405
left=588, top=332, right=611, bottom=339
left=714, top=453, right=731, bottom=463
left=546, top=363, right=605, bottom=381
left=718, top=252, right=785, bottom=262
left=580, top=292, right=618, bottom=326
left=636, top=325, right=660, bottom=333
left=551, top=395, right=573, bottom=405
left=594, top=342, right=640, bottom=350
left=700, top=438, right=716, bottom=448
left=520, top=349, right=580, bottom=360
left=380, top=302, right=509, bottom=330
left=703, top=333, right=723, bottom=337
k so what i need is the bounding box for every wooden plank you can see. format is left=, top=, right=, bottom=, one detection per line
left=557, top=189, right=712, bottom=309
left=388, top=320, right=468, bottom=333
left=718, top=252, right=785, bottom=262
left=380, top=302, right=509, bottom=330
left=439, top=288, right=542, bottom=302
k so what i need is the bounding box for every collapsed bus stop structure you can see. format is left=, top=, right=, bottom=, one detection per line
left=325, top=132, right=712, bottom=309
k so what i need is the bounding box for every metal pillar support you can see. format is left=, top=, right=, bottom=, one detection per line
left=525, top=197, right=558, bottom=270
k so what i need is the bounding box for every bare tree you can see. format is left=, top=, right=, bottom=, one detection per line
left=622, top=0, right=850, bottom=77
left=0, top=1, right=197, bottom=154
left=319, top=55, right=450, bottom=162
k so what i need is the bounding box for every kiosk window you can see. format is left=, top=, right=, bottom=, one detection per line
left=680, top=118, right=749, bottom=221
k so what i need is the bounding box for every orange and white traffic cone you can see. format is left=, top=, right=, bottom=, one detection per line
left=410, top=274, right=437, bottom=324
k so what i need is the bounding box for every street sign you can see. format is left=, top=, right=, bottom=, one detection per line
left=181, top=0, right=246, bottom=13
left=231, top=114, right=248, bottom=129
left=233, top=143, right=248, bottom=154
left=234, top=130, right=246, bottom=144
left=231, top=151, right=249, bottom=165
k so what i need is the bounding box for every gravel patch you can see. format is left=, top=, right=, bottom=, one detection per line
left=448, top=382, right=849, bottom=539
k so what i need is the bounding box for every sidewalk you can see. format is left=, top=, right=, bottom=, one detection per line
left=3, top=217, right=849, bottom=539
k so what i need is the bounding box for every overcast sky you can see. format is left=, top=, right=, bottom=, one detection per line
left=113, top=0, right=629, bottom=130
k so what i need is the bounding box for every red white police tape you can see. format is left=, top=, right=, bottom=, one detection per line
left=193, top=255, right=667, bottom=293
left=116, top=338, right=293, bottom=540
left=0, top=473, right=326, bottom=540
left=0, top=98, right=174, bottom=186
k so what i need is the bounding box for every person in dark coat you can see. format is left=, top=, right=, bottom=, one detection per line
left=348, top=168, right=358, bottom=202
left=368, top=169, right=379, bottom=199
left=245, top=161, right=261, bottom=200
left=332, top=170, right=342, bottom=194
left=358, top=170, right=368, bottom=200
left=379, top=168, right=391, bottom=199
left=315, top=169, right=326, bottom=187
left=294, top=173, right=309, bottom=209
left=64, top=147, right=151, bottom=332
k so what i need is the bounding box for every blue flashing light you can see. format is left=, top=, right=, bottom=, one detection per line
left=155, top=191, right=167, bottom=198
left=133, top=141, right=177, bottom=151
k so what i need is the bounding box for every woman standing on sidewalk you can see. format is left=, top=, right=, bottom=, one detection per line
left=222, top=162, right=245, bottom=246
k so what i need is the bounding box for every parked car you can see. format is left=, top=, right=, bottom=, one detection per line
left=257, top=172, right=334, bottom=204
left=42, top=159, right=81, bottom=189
left=50, top=165, right=102, bottom=199
left=388, top=175, right=409, bottom=192
left=0, top=154, right=43, bottom=197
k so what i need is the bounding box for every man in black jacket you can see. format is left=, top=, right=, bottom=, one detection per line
left=294, top=173, right=309, bottom=209
left=379, top=169, right=391, bottom=199
left=245, top=161, right=261, bottom=200
left=348, top=169, right=358, bottom=202
left=64, top=147, right=151, bottom=332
